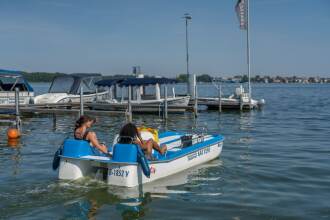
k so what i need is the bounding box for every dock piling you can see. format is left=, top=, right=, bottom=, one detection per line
left=127, top=85, right=132, bottom=122
left=218, top=85, right=222, bottom=113
left=14, top=88, right=21, bottom=131
left=95, top=87, right=98, bottom=102
left=164, top=86, right=168, bottom=120
left=80, top=86, right=84, bottom=116
left=239, top=94, right=243, bottom=111
left=194, top=84, right=198, bottom=118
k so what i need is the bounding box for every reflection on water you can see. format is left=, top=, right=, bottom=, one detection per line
left=58, top=161, right=221, bottom=220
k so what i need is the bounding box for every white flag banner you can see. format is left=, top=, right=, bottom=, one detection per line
left=235, top=0, right=247, bottom=30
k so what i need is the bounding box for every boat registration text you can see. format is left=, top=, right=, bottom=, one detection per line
left=187, top=146, right=211, bottom=161
left=108, top=168, right=130, bottom=178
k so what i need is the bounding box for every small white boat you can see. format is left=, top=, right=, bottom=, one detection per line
left=0, top=69, right=34, bottom=106
left=55, top=131, right=224, bottom=187
left=34, top=74, right=108, bottom=104
left=196, top=85, right=265, bottom=110
left=95, top=77, right=190, bottom=107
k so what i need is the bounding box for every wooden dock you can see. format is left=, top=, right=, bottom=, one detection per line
left=189, top=97, right=258, bottom=110
left=0, top=102, right=193, bottom=116
left=89, top=102, right=193, bottom=114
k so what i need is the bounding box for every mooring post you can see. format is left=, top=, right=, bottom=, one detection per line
left=95, top=87, right=98, bottom=102
left=164, top=86, right=168, bottom=120
left=218, top=84, right=222, bottom=113
left=127, top=85, right=132, bottom=122
left=194, top=84, right=198, bottom=118
left=14, top=87, right=21, bottom=131
left=240, top=94, right=243, bottom=111
left=80, top=86, right=84, bottom=116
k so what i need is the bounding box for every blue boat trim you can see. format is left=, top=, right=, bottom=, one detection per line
left=150, top=135, right=223, bottom=164
left=158, top=131, right=180, bottom=138
left=59, top=135, right=223, bottom=165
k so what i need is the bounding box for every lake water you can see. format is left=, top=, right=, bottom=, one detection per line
left=0, top=83, right=329, bottom=220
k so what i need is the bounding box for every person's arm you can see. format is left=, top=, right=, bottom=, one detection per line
left=87, top=132, right=109, bottom=154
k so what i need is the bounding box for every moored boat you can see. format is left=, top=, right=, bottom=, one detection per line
left=34, top=73, right=108, bottom=104
left=95, top=77, right=190, bottom=107
left=194, top=85, right=265, bottom=110
left=56, top=130, right=224, bottom=187
left=0, top=69, right=34, bottom=106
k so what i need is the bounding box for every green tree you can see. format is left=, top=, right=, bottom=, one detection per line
left=241, top=75, right=249, bottom=83
left=197, top=74, right=212, bottom=82
left=176, top=74, right=188, bottom=83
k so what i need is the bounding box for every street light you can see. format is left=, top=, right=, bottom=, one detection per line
left=183, top=13, right=192, bottom=95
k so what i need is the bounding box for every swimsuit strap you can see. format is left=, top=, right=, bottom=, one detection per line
left=83, top=130, right=90, bottom=140
left=74, top=128, right=90, bottom=142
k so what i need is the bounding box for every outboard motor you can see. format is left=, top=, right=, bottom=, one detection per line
left=108, top=143, right=150, bottom=187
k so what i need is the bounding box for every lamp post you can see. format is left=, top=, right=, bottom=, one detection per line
left=183, top=13, right=192, bottom=95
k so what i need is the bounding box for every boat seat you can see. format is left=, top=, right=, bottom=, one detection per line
left=62, top=139, right=106, bottom=158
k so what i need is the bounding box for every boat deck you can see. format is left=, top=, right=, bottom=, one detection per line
left=61, top=132, right=224, bottom=165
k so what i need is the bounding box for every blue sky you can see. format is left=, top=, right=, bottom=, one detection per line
left=0, top=0, right=329, bottom=77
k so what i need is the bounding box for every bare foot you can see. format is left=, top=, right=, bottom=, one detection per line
left=160, top=144, right=167, bottom=155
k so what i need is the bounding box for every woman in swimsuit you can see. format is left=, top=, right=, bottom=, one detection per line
left=118, top=123, right=167, bottom=158
left=74, top=115, right=109, bottom=155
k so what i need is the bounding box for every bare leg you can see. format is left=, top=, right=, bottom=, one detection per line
left=150, top=139, right=167, bottom=155
left=140, top=140, right=153, bottom=157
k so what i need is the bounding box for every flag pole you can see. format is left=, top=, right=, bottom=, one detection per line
left=246, top=0, right=252, bottom=104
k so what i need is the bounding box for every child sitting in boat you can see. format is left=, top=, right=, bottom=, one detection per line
left=118, top=123, right=167, bottom=158
left=74, top=115, right=109, bottom=155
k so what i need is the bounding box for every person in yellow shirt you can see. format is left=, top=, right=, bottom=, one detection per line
left=118, top=123, right=167, bottom=158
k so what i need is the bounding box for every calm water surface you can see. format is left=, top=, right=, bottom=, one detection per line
left=0, top=83, right=329, bottom=220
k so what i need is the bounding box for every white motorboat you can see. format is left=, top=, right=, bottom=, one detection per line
left=55, top=130, right=224, bottom=187
left=34, top=74, right=108, bottom=104
left=197, top=85, right=265, bottom=110
left=0, top=69, right=34, bottom=106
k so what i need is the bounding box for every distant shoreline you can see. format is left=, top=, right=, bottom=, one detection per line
left=21, top=72, right=330, bottom=84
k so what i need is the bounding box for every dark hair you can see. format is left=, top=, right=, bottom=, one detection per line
left=118, top=123, right=139, bottom=144
left=75, top=115, right=95, bottom=130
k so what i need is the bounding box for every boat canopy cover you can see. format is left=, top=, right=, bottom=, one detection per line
left=95, top=77, right=176, bottom=87
left=95, top=79, right=123, bottom=87
left=0, top=69, right=23, bottom=78
left=0, top=69, right=34, bottom=92
left=49, top=73, right=102, bottom=94
left=119, top=77, right=177, bottom=87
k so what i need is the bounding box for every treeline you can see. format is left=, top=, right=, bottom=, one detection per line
left=176, top=74, right=213, bottom=83
left=22, top=72, right=66, bottom=82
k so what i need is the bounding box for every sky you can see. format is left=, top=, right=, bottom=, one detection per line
left=0, top=0, right=329, bottom=77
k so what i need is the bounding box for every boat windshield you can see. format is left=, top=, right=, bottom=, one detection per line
left=49, top=76, right=74, bottom=93
left=0, top=76, right=28, bottom=92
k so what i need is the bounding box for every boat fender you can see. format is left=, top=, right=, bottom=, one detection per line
left=52, top=146, right=63, bottom=170
left=137, top=147, right=150, bottom=178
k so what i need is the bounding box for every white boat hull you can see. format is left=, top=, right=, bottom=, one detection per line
left=57, top=132, right=224, bottom=187
left=34, top=91, right=108, bottom=104
left=107, top=141, right=222, bottom=187
left=105, top=96, right=190, bottom=107
left=0, top=91, right=34, bottom=105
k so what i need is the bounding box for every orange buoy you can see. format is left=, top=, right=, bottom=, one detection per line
left=7, top=127, right=21, bottom=139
